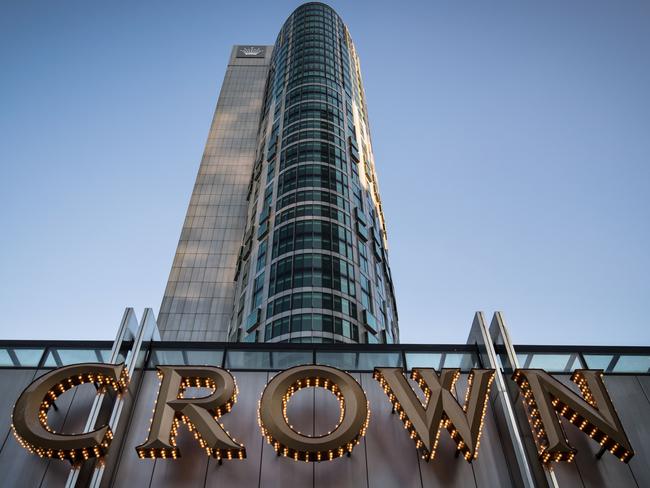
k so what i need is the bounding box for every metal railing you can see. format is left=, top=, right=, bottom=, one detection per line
left=1, top=340, right=648, bottom=374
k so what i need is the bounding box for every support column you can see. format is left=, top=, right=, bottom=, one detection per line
left=488, top=311, right=560, bottom=488
left=467, top=311, right=537, bottom=488
left=65, top=307, right=160, bottom=488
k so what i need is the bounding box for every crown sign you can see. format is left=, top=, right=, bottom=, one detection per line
left=241, top=46, right=263, bottom=56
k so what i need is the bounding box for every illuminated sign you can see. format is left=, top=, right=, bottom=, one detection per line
left=11, top=363, right=129, bottom=462
left=10, top=363, right=633, bottom=469
left=136, top=366, right=245, bottom=461
left=373, top=367, right=495, bottom=462
left=512, top=369, right=634, bottom=463
left=258, top=365, right=369, bottom=461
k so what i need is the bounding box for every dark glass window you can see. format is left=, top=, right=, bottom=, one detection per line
left=284, top=118, right=344, bottom=139
left=256, top=239, right=268, bottom=273
left=266, top=291, right=357, bottom=319
left=276, top=189, right=349, bottom=213
left=271, top=220, right=353, bottom=259
left=265, top=313, right=359, bottom=341
left=277, top=164, right=348, bottom=197
left=280, top=141, right=347, bottom=172
left=358, top=241, right=369, bottom=273
left=276, top=203, right=350, bottom=227
left=268, top=253, right=355, bottom=297
left=360, top=274, right=372, bottom=311
left=252, top=273, right=265, bottom=308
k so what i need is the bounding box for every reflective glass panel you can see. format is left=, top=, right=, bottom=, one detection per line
left=271, top=351, right=313, bottom=369
left=516, top=353, right=582, bottom=372
left=406, top=352, right=478, bottom=371
left=405, top=352, right=442, bottom=369
left=0, top=350, right=11, bottom=366
left=43, top=348, right=119, bottom=367
left=442, top=353, right=478, bottom=369
left=0, top=348, right=44, bottom=367
left=357, top=352, right=401, bottom=370
left=613, top=355, right=650, bottom=373
left=226, top=351, right=271, bottom=369
left=316, top=351, right=401, bottom=371
left=149, top=349, right=223, bottom=367
left=582, top=354, right=612, bottom=370
left=584, top=354, right=650, bottom=373
left=316, top=352, right=357, bottom=370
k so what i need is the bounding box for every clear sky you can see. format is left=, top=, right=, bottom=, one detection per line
left=1, top=1, right=648, bottom=345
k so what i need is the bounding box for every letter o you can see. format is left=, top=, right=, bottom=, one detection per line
left=258, top=364, right=369, bottom=462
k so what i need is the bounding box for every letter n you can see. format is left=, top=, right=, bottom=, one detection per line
left=512, top=369, right=633, bottom=463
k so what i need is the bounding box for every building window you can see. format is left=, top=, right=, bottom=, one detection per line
left=360, top=274, right=372, bottom=312
left=271, top=220, right=353, bottom=260
left=358, top=241, right=369, bottom=273
left=256, top=239, right=268, bottom=273
left=268, top=253, right=355, bottom=297
left=252, top=273, right=265, bottom=309
left=266, top=313, right=359, bottom=341
left=266, top=291, right=357, bottom=319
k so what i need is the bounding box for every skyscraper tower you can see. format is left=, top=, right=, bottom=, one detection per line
left=158, top=3, right=398, bottom=343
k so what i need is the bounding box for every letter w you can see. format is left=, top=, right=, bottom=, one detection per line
left=373, top=368, right=494, bottom=462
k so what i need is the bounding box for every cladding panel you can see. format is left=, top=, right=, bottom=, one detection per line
left=157, top=46, right=272, bottom=342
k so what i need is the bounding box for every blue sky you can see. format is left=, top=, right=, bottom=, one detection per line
left=1, top=1, right=648, bottom=345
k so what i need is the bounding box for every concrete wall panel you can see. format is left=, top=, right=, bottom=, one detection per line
left=360, top=373, right=422, bottom=488
left=110, top=370, right=160, bottom=488
left=205, top=372, right=268, bottom=487
left=259, top=371, right=313, bottom=488
left=314, top=373, right=368, bottom=488
left=554, top=375, right=637, bottom=488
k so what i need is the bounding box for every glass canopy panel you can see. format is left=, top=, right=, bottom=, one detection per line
left=225, top=350, right=271, bottom=369
left=43, top=348, right=119, bottom=367
left=516, top=353, right=582, bottom=372
left=405, top=352, right=478, bottom=371
left=150, top=349, right=224, bottom=367
left=405, top=352, right=442, bottom=370
left=0, top=350, right=11, bottom=366
left=584, top=354, right=650, bottom=373
left=316, top=352, right=357, bottom=370
left=442, top=352, right=478, bottom=370
left=316, top=351, right=401, bottom=371
left=613, top=355, right=650, bottom=373
left=582, top=354, right=613, bottom=371
left=0, top=348, right=44, bottom=367
left=271, top=351, right=313, bottom=369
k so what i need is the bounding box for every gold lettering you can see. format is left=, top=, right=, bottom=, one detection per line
left=136, top=366, right=244, bottom=461
left=512, top=369, right=634, bottom=463
left=373, top=367, right=494, bottom=462
left=258, top=365, right=369, bottom=462
left=11, top=362, right=129, bottom=463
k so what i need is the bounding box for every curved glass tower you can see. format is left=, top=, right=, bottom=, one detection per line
left=228, top=3, right=399, bottom=344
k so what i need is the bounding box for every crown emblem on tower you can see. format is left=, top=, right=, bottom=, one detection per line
left=241, top=46, right=263, bottom=56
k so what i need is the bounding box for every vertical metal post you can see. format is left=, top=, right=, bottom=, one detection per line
left=489, top=312, right=560, bottom=488
left=467, top=312, right=537, bottom=488
left=64, top=307, right=160, bottom=488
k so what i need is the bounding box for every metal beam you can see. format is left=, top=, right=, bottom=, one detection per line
left=64, top=307, right=160, bottom=488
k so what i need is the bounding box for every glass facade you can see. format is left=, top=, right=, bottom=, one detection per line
left=229, top=3, right=399, bottom=344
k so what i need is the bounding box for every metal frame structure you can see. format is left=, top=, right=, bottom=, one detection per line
left=1, top=341, right=648, bottom=374
left=1, top=309, right=649, bottom=487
